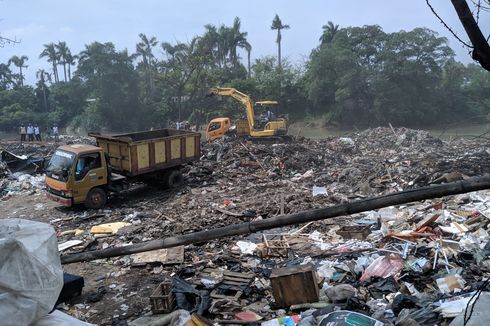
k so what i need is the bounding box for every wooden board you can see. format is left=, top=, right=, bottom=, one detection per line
left=132, top=246, right=184, bottom=265
left=270, top=263, right=319, bottom=307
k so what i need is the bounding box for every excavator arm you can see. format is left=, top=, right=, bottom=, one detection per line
left=208, top=87, right=256, bottom=131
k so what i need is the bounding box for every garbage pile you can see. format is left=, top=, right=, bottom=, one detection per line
left=193, top=127, right=489, bottom=197
left=116, top=188, right=490, bottom=326
left=2, top=127, right=490, bottom=325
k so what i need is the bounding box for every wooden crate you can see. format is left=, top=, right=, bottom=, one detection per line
left=270, top=264, right=319, bottom=307
left=336, top=225, right=371, bottom=240
left=150, top=281, right=174, bottom=314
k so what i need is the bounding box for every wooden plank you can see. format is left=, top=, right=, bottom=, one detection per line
left=149, top=142, right=156, bottom=167
left=222, top=270, right=255, bottom=278
left=132, top=246, right=184, bottom=265
left=171, top=139, right=181, bottom=160
left=137, top=144, right=150, bottom=169
left=185, top=136, right=194, bottom=158
left=155, top=141, right=166, bottom=164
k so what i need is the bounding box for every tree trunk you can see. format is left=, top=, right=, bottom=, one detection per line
left=63, top=63, right=67, bottom=82
left=247, top=49, right=251, bottom=78
left=42, top=86, right=48, bottom=111
left=278, top=30, right=282, bottom=70
left=19, top=67, right=23, bottom=86
left=52, top=63, right=58, bottom=83
left=451, top=0, right=490, bottom=71
left=68, top=65, right=71, bottom=81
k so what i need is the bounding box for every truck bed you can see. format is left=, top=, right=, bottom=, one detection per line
left=89, top=129, right=201, bottom=177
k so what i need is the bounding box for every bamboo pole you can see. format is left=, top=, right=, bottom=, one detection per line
left=61, top=174, right=490, bottom=264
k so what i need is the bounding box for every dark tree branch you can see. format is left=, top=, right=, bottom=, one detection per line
left=0, top=35, right=19, bottom=47
left=451, top=0, right=490, bottom=71
left=426, top=0, right=473, bottom=48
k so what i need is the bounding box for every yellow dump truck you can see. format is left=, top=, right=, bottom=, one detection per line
left=45, top=129, right=201, bottom=209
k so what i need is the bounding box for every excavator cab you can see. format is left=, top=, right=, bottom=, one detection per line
left=255, top=101, right=288, bottom=134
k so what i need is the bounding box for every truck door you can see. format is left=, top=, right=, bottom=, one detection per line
left=73, top=152, right=107, bottom=204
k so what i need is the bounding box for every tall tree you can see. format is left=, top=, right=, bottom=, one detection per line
left=8, top=55, right=28, bottom=86
left=271, top=14, right=290, bottom=70
left=242, top=41, right=252, bottom=78
left=320, top=21, right=339, bottom=45
left=228, top=17, right=248, bottom=67
left=55, top=41, right=70, bottom=82
left=0, top=63, right=13, bottom=89
left=40, top=43, right=59, bottom=83
left=77, top=42, right=140, bottom=130
left=36, top=69, right=51, bottom=111
left=136, top=33, right=158, bottom=94
left=65, top=52, right=77, bottom=81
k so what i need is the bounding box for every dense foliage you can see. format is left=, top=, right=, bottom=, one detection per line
left=0, top=20, right=489, bottom=133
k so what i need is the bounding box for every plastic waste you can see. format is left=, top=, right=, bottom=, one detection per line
left=0, top=219, right=64, bottom=326
left=436, top=274, right=466, bottom=294
left=312, top=186, right=328, bottom=197
left=33, top=310, right=95, bottom=326
left=360, top=254, right=403, bottom=282
left=449, top=292, right=490, bottom=325
left=261, top=314, right=301, bottom=326
left=325, top=284, right=357, bottom=303
left=236, top=240, right=257, bottom=255
left=172, top=277, right=210, bottom=315
left=316, top=310, right=383, bottom=326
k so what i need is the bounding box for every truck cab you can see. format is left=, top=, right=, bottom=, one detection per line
left=45, top=144, right=109, bottom=209
left=206, top=117, right=232, bottom=141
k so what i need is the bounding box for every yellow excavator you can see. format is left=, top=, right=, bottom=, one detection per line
left=206, top=87, right=289, bottom=141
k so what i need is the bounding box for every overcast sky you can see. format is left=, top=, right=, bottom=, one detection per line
left=1, top=0, right=488, bottom=85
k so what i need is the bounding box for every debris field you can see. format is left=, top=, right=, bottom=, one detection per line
left=1, top=127, right=490, bottom=326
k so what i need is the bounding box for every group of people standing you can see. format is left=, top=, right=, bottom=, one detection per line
left=19, top=124, right=59, bottom=142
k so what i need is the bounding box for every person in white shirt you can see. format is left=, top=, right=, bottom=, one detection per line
left=34, top=125, right=41, bottom=141
left=27, top=124, right=34, bottom=142
left=52, top=125, right=59, bottom=142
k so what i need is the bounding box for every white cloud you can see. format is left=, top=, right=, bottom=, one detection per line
left=3, top=23, right=47, bottom=39
left=59, top=26, right=73, bottom=33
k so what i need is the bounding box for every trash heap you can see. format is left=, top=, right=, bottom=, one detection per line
left=2, top=127, right=490, bottom=325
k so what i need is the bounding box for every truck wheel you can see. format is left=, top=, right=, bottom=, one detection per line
left=85, top=188, right=107, bottom=209
left=163, top=170, right=184, bottom=188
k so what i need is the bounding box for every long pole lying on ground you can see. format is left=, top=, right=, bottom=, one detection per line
left=61, top=174, right=490, bottom=264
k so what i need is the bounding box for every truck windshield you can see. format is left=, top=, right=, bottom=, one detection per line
left=46, top=150, right=75, bottom=181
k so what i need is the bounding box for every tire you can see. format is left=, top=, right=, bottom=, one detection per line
left=85, top=187, right=107, bottom=209
left=163, top=169, right=184, bottom=188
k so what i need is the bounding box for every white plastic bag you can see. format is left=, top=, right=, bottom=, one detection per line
left=0, top=219, right=63, bottom=326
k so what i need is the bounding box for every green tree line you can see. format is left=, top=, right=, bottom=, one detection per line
left=0, top=17, right=489, bottom=133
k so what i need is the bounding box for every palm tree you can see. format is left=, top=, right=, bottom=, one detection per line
left=65, top=52, right=77, bottom=81
left=241, top=41, right=252, bottom=78
left=203, top=24, right=221, bottom=67
left=136, top=33, right=158, bottom=92
left=55, top=41, right=70, bottom=82
left=0, top=63, right=13, bottom=89
left=271, top=14, right=290, bottom=70
left=8, top=55, right=28, bottom=86
left=40, top=43, right=59, bottom=83
left=36, top=69, right=51, bottom=111
left=228, top=17, right=248, bottom=67
left=320, top=21, right=339, bottom=45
